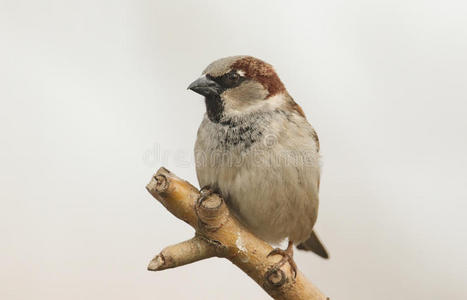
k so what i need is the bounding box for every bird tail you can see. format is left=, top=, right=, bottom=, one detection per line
left=296, top=230, right=329, bottom=259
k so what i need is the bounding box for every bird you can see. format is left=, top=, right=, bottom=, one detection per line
left=188, top=55, right=328, bottom=275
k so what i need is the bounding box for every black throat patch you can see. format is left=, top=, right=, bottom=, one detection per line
left=204, top=94, right=224, bottom=123
left=213, top=113, right=267, bottom=150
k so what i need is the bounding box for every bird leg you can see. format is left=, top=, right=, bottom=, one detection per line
left=267, top=240, right=297, bottom=278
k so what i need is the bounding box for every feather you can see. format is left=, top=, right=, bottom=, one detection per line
left=296, top=230, right=329, bottom=259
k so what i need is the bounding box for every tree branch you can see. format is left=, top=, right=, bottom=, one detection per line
left=146, top=167, right=328, bottom=300
left=148, top=236, right=217, bottom=271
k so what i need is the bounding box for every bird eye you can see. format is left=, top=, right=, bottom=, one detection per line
left=216, top=71, right=244, bottom=89
left=228, top=72, right=239, bottom=81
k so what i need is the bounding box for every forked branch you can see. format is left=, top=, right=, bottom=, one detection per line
left=146, top=167, right=328, bottom=300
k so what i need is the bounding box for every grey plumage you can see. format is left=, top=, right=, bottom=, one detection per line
left=190, top=56, right=329, bottom=259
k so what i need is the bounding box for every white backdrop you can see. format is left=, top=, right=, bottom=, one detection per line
left=1, top=1, right=466, bottom=299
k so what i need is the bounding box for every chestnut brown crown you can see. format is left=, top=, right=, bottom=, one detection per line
left=188, top=56, right=305, bottom=123
left=202, top=55, right=286, bottom=98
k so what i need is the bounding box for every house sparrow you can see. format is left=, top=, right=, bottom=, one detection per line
left=188, top=56, right=328, bottom=274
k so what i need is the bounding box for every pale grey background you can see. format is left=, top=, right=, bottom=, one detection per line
left=1, top=0, right=466, bottom=299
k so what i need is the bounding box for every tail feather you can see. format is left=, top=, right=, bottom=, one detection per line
left=296, top=230, right=329, bottom=259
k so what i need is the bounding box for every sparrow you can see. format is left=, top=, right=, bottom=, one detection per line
left=188, top=56, right=328, bottom=275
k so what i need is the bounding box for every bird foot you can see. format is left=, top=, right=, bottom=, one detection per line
left=200, top=185, right=214, bottom=196
left=267, top=241, right=297, bottom=279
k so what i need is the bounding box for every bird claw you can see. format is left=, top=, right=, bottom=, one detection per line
left=267, top=242, right=297, bottom=279
left=200, top=185, right=214, bottom=195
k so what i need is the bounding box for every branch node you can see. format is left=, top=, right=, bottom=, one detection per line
left=154, top=174, right=169, bottom=193
left=265, top=268, right=287, bottom=288
left=148, top=254, right=166, bottom=271
left=196, top=235, right=226, bottom=255
left=195, top=190, right=229, bottom=232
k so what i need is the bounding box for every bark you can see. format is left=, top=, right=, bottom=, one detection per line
left=146, top=167, right=328, bottom=300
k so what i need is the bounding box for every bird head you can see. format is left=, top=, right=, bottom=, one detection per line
left=188, top=56, right=287, bottom=123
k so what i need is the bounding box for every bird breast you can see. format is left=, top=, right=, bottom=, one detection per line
left=195, top=109, right=320, bottom=244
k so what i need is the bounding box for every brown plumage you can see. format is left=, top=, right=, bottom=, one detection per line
left=231, top=56, right=286, bottom=98
left=189, top=55, right=329, bottom=274
left=297, top=231, right=329, bottom=259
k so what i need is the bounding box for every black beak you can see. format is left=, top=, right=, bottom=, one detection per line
left=187, top=76, right=223, bottom=97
